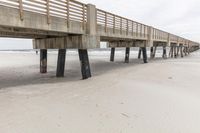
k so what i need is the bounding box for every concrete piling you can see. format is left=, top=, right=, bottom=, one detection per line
left=56, top=49, right=66, bottom=77
left=125, top=47, right=130, bottom=63
left=138, top=48, right=142, bottom=59
left=40, top=49, right=47, bottom=73
left=110, top=47, right=115, bottom=62
left=162, top=46, right=167, bottom=59
left=141, top=47, right=148, bottom=63
left=180, top=46, right=184, bottom=58
left=78, top=49, right=91, bottom=80
left=150, top=47, right=154, bottom=59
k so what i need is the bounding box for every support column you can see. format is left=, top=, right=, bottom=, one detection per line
left=110, top=47, right=115, bottom=62
left=177, top=46, right=180, bottom=57
left=150, top=47, right=154, bottom=59
left=174, top=46, right=177, bottom=58
left=125, top=47, right=130, bottom=63
left=141, top=47, right=148, bottom=63
left=184, top=47, right=187, bottom=56
left=78, top=49, right=91, bottom=79
left=153, top=46, right=157, bottom=58
left=180, top=46, right=183, bottom=58
left=171, top=46, right=174, bottom=58
left=56, top=49, right=66, bottom=77
left=40, top=49, right=47, bottom=73
left=162, top=46, right=167, bottom=59
left=138, top=47, right=142, bottom=59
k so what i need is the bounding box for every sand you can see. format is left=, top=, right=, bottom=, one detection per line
left=0, top=49, right=200, bottom=133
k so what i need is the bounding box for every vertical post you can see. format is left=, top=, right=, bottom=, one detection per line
left=78, top=49, right=91, bottom=79
left=138, top=47, right=142, bottom=59
left=153, top=46, right=157, bottom=58
left=113, top=15, right=115, bottom=34
left=180, top=46, right=183, bottom=58
left=171, top=46, right=174, bottom=58
left=46, top=0, right=50, bottom=24
left=56, top=49, right=66, bottom=77
left=40, top=49, right=47, bottom=73
left=126, top=19, right=129, bottom=35
left=19, top=0, right=23, bottom=20
left=120, top=18, right=122, bottom=35
left=105, top=12, right=107, bottom=33
left=125, top=47, right=130, bottom=63
left=67, top=0, right=70, bottom=28
left=141, top=47, right=148, bottom=63
left=86, top=4, right=97, bottom=35
left=177, top=46, right=180, bottom=56
left=110, top=47, right=115, bottom=62
left=82, top=4, right=85, bottom=30
left=174, top=46, right=177, bottom=58
left=150, top=47, right=154, bottom=59
left=162, top=46, right=167, bottom=59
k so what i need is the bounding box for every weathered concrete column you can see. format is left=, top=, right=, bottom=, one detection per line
left=184, top=47, right=187, bottom=56
left=177, top=46, right=180, bottom=56
left=180, top=46, right=183, bottom=58
left=162, top=46, right=167, bottom=59
left=170, top=46, right=174, bottom=58
left=138, top=48, right=142, bottom=59
left=174, top=46, right=177, bottom=58
left=150, top=47, right=154, bottom=59
left=56, top=49, right=66, bottom=77
left=110, top=47, right=115, bottom=62
left=153, top=46, right=157, bottom=58
left=78, top=49, right=91, bottom=79
left=141, top=47, right=148, bottom=63
left=40, top=49, right=47, bottom=73
left=125, top=47, right=130, bottom=63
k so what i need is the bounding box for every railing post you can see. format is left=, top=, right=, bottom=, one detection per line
left=147, top=26, right=153, bottom=47
left=86, top=4, right=97, bottom=35
left=46, top=0, right=50, bottom=24
left=136, top=23, right=138, bottom=37
left=126, top=19, right=129, bottom=35
left=19, top=0, right=23, bottom=20
left=120, top=18, right=122, bottom=35
left=67, top=0, right=70, bottom=28
left=132, top=21, right=134, bottom=36
left=82, top=4, right=85, bottom=30
left=113, top=15, right=115, bottom=34
left=105, top=12, right=107, bottom=33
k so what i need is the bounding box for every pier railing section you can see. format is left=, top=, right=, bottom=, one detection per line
left=0, top=0, right=87, bottom=27
left=0, top=0, right=199, bottom=47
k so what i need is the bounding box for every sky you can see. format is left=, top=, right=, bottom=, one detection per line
left=0, top=0, right=199, bottom=50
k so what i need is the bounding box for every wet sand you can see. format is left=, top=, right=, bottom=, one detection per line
left=1, top=49, right=200, bottom=133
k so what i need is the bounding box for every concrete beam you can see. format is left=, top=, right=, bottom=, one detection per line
left=33, top=35, right=100, bottom=49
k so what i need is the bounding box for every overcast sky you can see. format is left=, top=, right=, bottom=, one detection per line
left=0, top=0, right=199, bottom=49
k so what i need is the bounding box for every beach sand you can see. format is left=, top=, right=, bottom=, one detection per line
left=0, top=49, right=200, bottom=133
